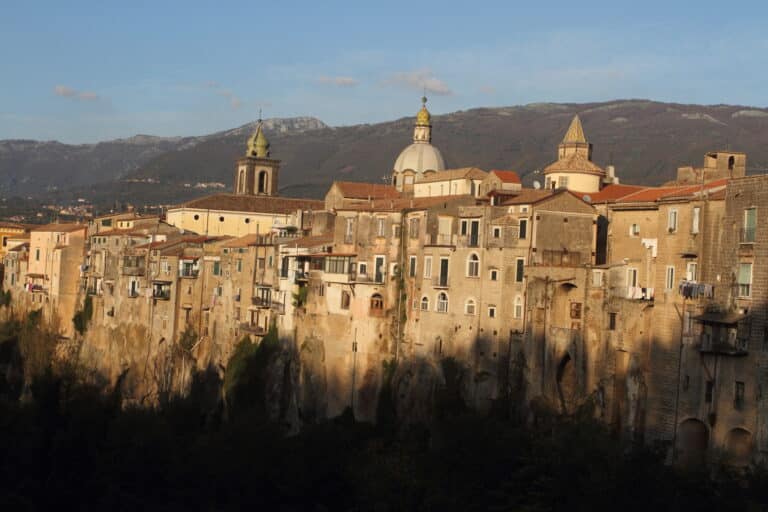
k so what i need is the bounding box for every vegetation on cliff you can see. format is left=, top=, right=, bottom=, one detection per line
left=1, top=319, right=767, bottom=510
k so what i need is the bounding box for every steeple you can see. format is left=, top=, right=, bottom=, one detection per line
left=562, top=115, right=587, bottom=144
left=557, top=114, right=592, bottom=160
left=235, top=117, right=280, bottom=196
left=413, top=96, right=432, bottom=143
left=246, top=120, right=270, bottom=158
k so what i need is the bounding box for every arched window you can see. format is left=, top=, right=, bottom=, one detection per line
left=728, top=155, right=735, bottom=171
left=465, top=298, right=476, bottom=315
left=470, top=181, right=476, bottom=196
left=436, top=292, right=448, bottom=313
left=420, top=296, right=429, bottom=311
left=514, top=296, right=523, bottom=319
left=238, top=170, right=245, bottom=193
left=467, top=253, right=480, bottom=277
left=370, top=293, right=384, bottom=314
left=258, top=170, right=268, bottom=193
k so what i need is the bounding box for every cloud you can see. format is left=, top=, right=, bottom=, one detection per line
left=386, top=69, right=452, bottom=96
left=204, top=82, right=243, bottom=109
left=54, top=85, right=100, bottom=101
left=317, top=75, right=359, bottom=87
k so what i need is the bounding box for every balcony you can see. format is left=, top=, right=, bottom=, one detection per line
left=699, top=336, right=748, bottom=356
left=252, top=296, right=271, bottom=308
left=152, top=290, right=171, bottom=300
left=696, top=311, right=749, bottom=356
left=239, top=323, right=267, bottom=336
left=179, top=268, right=199, bottom=278
left=740, top=227, right=756, bottom=244
left=432, top=275, right=450, bottom=288
left=122, top=266, right=146, bottom=276
left=610, top=286, right=654, bottom=301
left=295, top=271, right=310, bottom=283
left=426, top=233, right=454, bottom=246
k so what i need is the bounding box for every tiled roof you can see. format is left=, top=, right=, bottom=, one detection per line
left=543, top=154, right=604, bottom=176
left=616, top=178, right=729, bottom=204
left=0, top=222, right=32, bottom=231
left=221, top=233, right=275, bottom=248
left=498, top=189, right=554, bottom=205
left=30, top=223, right=86, bottom=233
left=332, top=181, right=400, bottom=199
left=583, top=184, right=646, bottom=203
left=489, top=170, right=521, bottom=184
left=177, top=194, right=324, bottom=214
left=336, top=195, right=473, bottom=212
left=417, top=167, right=488, bottom=184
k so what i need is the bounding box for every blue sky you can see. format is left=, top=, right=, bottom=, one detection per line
left=1, top=0, right=767, bottom=143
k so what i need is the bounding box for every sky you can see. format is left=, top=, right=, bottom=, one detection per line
left=1, top=0, right=767, bottom=144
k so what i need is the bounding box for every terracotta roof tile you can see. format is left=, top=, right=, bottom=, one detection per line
left=498, top=189, right=554, bottom=205
left=543, top=154, right=604, bottom=176
left=489, top=170, right=521, bottom=184
left=583, top=184, right=646, bottom=203
left=332, top=181, right=400, bottom=199
left=337, top=195, right=472, bottom=212
left=30, top=223, right=86, bottom=233
left=177, top=194, right=324, bottom=214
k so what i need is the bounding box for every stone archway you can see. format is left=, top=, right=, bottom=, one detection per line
left=676, top=418, right=709, bottom=469
left=725, top=428, right=752, bottom=467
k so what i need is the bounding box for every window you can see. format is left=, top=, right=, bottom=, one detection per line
left=460, top=219, right=467, bottom=236
left=212, top=261, right=221, bottom=276
left=609, top=312, right=617, bottom=331
left=627, top=268, right=638, bottom=287
left=359, top=262, right=368, bottom=278
left=705, top=380, right=714, bottom=403
left=668, top=209, right=678, bottom=233
left=570, top=302, right=582, bottom=319
left=735, top=381, right=745, bottom=410
left=344, top=218, right=355, bottom=244
left=236, top=259, right=243, bottom=273
left=519, top=219, right=528, bottom=239
left=488, top=306, right=497, bottom=318
left=493, top=226, right=501, bottom=238
left=514, top=296, right=522, bottom=319
left=738, top=263, right=752, bottom=297
left=692, top=207, right=700, bottom=234
left=35, top=248, right=40, bottom=261
left=559, top=176, right=569, bottom=189
left=341, top=290, right=351, bottom=310
left=409, top=256, right=417, bottom=277
left=490, top=269, right=498, bottom=281
left=325, top=256, right=352, bottom=274
left=423, top=256, right=432, bottom=278
left=409, top=218, right=420, bottom=239
left=376, top=218, right=386, bottom=237
left=686, top=262, right=697, bottom=282
left=420, top=296, right=429, bottom=311
left=318, top=284, right=325, bottom=297
left=392, top=225, right=401, bottom=238
left=665, top=266, right=675, bottom=290
left=465, top=299, right=476, bottom=315
left=515, top=258, right=525, bottom=282
left=743, top=208, right=756, bottom=242
left=436, top=292, right=448, bottom=313
left=467, top=254, right=480, bottom=277
left=370, top=293, right=384, bottom=312
left=629, top=223, right=640, bottom=236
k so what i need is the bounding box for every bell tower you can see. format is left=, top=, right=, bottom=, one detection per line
left=234, top=119, right=280, bottom=196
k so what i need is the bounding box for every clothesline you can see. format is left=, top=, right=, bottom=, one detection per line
left=679, top=280, right=713, bottom=299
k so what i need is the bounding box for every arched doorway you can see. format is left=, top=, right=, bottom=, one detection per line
left=725, top=428, right=752, bottom=467
left=676, top=418, right=709, bottom=469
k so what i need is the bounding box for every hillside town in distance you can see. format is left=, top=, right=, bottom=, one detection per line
left=1, top=96, right=765, bottom=470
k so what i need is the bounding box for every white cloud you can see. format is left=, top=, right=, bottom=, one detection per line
left=386, top=69, right=452, bottom=96
left=317, top=75, right=359, bottom=87
left=54, top=85, right=100, bottom=101
left=204, top=82, right=243, bottom=110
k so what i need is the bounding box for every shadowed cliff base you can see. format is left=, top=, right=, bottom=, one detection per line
left=1, top=324, right=768, bottom=509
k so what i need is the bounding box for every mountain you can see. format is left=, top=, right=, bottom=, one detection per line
left=4, top=100, right=768, bottom=207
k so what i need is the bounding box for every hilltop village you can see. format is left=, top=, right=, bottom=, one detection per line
left=0, top=98, right=764, bottom=469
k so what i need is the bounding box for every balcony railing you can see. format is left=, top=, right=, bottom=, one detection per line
left=152, top=290, right=171, bottom=300
left=741, top=227, right=756, bottom=243
left=122, top=266, right=146, bottom=276
left=610, top=286, right=654, bottom=300
left=699, top=336, right=748, bottom=356
left=179, top=268, right=199, bottom=278
left=433, top=275, right=450, bottom=288
left=252, top=296, right=271, bottom=308
left=239, top=323, right=267, bottom=335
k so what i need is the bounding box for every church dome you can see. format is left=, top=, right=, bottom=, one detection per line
left=393, top=142, right=445, bottom=175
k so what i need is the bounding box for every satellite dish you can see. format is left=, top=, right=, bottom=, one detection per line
left=582, top=194, right=592, bottom=203
left=532, top=180, right=541, bottom=190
